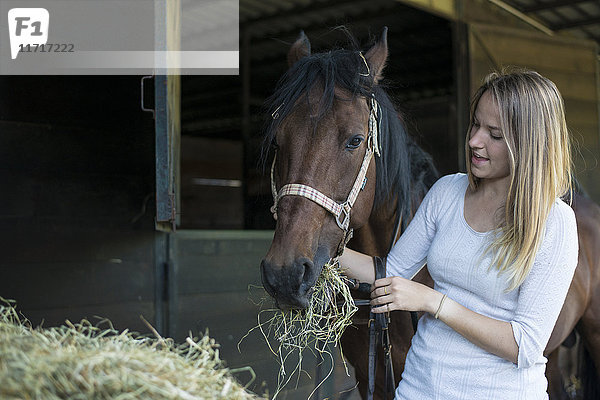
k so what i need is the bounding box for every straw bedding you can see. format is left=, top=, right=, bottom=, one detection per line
left=0, top=299, right=261, bottom=400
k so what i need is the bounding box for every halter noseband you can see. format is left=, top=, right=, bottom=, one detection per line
left=269, top=95, right=381, bottom=253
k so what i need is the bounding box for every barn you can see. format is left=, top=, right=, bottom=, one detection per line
left=1, top=0, right=599, bottom=398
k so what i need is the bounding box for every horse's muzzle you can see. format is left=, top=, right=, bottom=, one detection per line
left=260, top=257, right=318, bottom=310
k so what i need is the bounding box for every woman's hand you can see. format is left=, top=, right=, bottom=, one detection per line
left=370, top=276, right=519, bottom=364
left=370, top=276, right=440, bottom=314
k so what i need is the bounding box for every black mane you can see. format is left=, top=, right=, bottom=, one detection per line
left=262, top=44, right=438, bottom=230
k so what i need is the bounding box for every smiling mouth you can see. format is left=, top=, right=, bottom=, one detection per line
left=472, top=151, right=489, bottom=162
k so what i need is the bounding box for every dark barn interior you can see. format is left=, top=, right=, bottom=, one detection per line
left=180, top=0, right=458, bottom=230
left=0, top=76, right=157, bottom=332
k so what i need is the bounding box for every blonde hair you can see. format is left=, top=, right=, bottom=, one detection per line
left=466, top=68, right=573, bottom=291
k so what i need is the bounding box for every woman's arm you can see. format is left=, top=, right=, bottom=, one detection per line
left=338, top=248, right=375, bottom=284
left=370, top=278, right=518, bottom=364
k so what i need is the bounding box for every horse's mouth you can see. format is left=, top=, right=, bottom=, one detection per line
left=275, top=295, right=310, bottom=311
left=271, top=283, right=316, bottom=311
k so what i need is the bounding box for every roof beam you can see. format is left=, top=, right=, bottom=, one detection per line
left=552, top=16, right=600, bottom=30
left=520, top=0, right=591, bottom=13
left=488, top=0, right=554, bottom=35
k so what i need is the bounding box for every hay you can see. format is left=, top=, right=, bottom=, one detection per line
left=245, top=260, right=358, bottom=398
left=0, top=299, right=262, bottom=400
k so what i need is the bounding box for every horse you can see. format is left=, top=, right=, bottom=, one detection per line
left=545, top=190, right=600, bottom=399
left=259, top=28, right=600, bottom=400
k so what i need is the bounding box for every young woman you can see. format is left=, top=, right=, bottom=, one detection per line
left=340, top=69, right=578, bottom=399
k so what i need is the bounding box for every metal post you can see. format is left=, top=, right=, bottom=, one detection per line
left=242, top=27, right=251, bottom=228
left=452, top=2, right=470, bottom=172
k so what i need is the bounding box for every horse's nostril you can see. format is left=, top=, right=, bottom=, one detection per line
left=298, top=258, right=317, bottom=298
left=260, top=260, right=276, bottom=298
left=301, top=258, right=315, bottom=283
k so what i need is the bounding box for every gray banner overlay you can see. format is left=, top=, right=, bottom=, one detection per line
left=1, top=0, right=239, bottom=75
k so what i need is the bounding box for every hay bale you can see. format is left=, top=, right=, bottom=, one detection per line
left=0, top=299, right=262, bottom=400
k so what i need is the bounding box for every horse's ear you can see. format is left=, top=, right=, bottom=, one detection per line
left=287, top=31, right=311, bottom=68
left=364, top=27, right=388, bottom=84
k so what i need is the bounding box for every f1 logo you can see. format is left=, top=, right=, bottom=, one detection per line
left=8, top=8, right=49, bottom=60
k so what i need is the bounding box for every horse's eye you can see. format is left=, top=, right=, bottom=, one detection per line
left=346, top=135, right=364, bottom=150
left=271, top=140, right=279, bottom=150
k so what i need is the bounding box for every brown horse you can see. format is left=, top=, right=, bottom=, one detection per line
left=260, top=28, right=600, bottom=399
left=545, top=191, right=600, bottom=399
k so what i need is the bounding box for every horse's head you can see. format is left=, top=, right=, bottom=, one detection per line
left=260, top=29, right=389, bottom=310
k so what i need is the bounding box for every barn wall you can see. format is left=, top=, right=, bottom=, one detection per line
left=180, top=136, right=244, bottom=229
left=0, top=77, right=160, bottom=333
left=468, top=24, right=600, bottom=201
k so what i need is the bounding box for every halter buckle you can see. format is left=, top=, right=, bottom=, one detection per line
left=336, top=203, right=351, bottom=230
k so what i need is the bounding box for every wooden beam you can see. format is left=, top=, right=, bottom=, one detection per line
left=452, top=17, right=469, bottom=172
left=397, top=0, right=457, bottom=20
left=520, top=0, right=591, bottom=13
left=487, top=0, right=554, bottom=35
left=552, top=16, right=600, bottom=30
left=242, top=27, right=252, bottom=229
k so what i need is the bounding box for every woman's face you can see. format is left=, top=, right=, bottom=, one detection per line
left=468, top=90, right=510, bottom=183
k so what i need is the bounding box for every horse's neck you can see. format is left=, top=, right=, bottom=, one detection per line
left=349, top=132, right=437, bottom=258
left=349, top=196, right=399, bottom=257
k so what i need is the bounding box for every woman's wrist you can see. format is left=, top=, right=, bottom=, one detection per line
left=426, top=289, right=446, bottom=315
left=338, top=248, right=375, bottom=283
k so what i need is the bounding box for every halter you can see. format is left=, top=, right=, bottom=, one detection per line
left=269, top=95, right=381, bottom=255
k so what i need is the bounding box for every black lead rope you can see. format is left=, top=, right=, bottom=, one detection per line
left=368, top=256, right=395, bottom=400
left=349, top=262, right=418, bottom=400
left=354, top=258, right=417, bottom=400
left=388, top=213, right=420, bottom=335
left=411, top=310, right=419, bottom=332
left=349, top=205, right=418, bottom=399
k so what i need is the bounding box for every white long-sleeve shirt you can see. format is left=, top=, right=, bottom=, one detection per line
left=387, top=173, right=578, bottom=400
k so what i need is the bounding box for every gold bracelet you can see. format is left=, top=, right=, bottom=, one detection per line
left=434, top=294, right=448, bottom=319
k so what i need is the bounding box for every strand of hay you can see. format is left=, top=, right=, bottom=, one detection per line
left=0, top=299, right=262, bottom=400
left=242, top=260, right=357, bottom=398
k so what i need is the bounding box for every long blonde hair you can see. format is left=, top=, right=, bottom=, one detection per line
left=466, top=69, right=573, bottom=291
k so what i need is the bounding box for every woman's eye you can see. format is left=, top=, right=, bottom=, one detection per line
left=490, top=130, right=503, bottom=140
left=346, top=135, right=364, bottom=149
